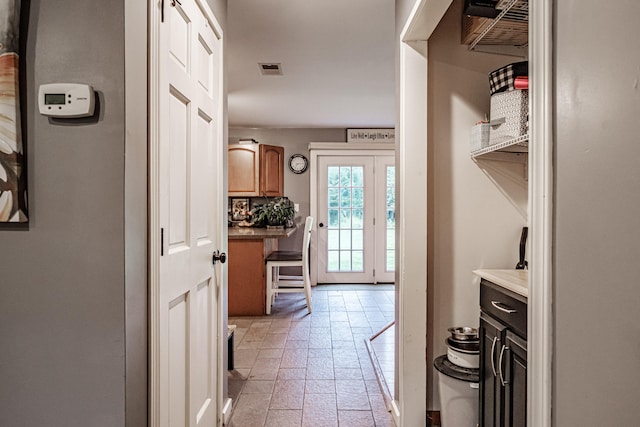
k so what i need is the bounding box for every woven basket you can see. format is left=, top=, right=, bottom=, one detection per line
left=470, top=123, right=491, bottom=153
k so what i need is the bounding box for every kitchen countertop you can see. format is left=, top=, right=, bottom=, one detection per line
left=228, top=226, right=297, bottom=240
left=473, top=269, right=528, bottom=298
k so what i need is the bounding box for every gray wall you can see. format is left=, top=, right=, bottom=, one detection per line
left=554, top=1, right=640, bottom=424
left=0, top=1, right=127, bottom=426
left=0, top=1, right=227, bottom=426
left=229, top=127, right=345, bottom=251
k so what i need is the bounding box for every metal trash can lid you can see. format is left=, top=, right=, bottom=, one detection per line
left=434, top=354, right=479, bottom=383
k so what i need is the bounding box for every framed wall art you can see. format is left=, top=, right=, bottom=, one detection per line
left=231, top=198, right=249, bottom=221
left=0, top=0, right=27, bottom=223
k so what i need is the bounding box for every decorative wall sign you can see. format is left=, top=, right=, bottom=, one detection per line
left=0, top=0, right=27, bottom=223
left=347, top=128, right=395, bottom=144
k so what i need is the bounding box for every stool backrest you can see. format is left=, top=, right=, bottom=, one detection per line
left=302, top=216, right=314, bottom=281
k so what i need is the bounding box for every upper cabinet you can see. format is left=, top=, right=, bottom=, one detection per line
left=228, top=144, right=284, bottom=197
left=229, top=145, right=260, bottom=196
left=259, top=144, right=284, bottom=197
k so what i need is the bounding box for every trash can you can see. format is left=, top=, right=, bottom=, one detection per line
left=434, top=354, right=479, bottom=427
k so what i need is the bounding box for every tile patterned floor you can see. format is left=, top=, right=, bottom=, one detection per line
left=228, top=284, right=396, bottom=427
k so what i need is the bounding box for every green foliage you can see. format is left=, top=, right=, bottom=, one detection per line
left=250, top=197, right=295, bottom=227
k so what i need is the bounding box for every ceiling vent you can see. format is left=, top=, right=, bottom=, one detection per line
left=258, top=63, right=283, bottom=76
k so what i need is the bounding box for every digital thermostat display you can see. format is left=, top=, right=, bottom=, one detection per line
left=44, top=93, right=66, bottom=105
left=38, top=83, right=95, bottom=118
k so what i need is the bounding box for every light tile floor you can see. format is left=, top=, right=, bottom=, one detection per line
left=228, top=284, right=396, bottom=427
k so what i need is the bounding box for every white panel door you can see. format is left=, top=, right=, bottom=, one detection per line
left=157, top=1, right=223, bottom=426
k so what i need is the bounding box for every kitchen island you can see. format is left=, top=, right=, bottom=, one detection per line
left=228, top=226, right=297, bottom=315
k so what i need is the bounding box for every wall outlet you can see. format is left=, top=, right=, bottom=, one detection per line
left=294, top=203, right=300, bottom=212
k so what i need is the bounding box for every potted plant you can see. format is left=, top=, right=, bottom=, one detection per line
left=250, top=197, right=295, bottom=228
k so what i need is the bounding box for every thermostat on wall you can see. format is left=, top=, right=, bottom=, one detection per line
left=38, top=83, right=95, bottom=118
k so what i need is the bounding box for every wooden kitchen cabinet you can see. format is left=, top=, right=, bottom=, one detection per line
left=228, top=145, right=259, bottom=196
left=504, top=330, right=527, bottom=427
left=479, top=279, right=527, bottom=427
left=227, top=227, right=296, bottom=316
left=480, top=313, right=507, bottom=427
left=228, top=144, right=284, bottom=197
left=227, top=238, right=276, bottom=316
left=259, top=144, right=284, bottom=197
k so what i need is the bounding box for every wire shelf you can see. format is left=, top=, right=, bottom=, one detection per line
left=466, top=0, right=529, bottom=50
left=470, top=134, right=528, bottom=158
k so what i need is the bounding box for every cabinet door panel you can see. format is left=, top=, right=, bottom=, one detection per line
left=259, top=144, right=284, bottom=196
left=229, top=145, right=259, bottom=196
left=480, top=313, right=507, bottom=427
left=504, top=331, right=527, bottom=427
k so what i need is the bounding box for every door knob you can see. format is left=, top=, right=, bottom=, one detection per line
left=319, top=222, right=324, bottom=228
left=212, top=250, right=227, bottom=265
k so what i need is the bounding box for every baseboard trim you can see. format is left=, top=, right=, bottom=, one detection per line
left=222, top=397, right=233, bottom=426
left=390, top=400, right=401, bottom=426
left=427, top=410, right=441, bottom=426
left=364, top=322, right=395, bottom=411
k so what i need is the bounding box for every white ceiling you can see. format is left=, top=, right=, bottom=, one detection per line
left=227, top=0, right=396, bottom=128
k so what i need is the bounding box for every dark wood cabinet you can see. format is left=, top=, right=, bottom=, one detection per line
left=480, top=313, right=506, bottom=427
left=479, top=279, right=527, bottom=427
left=228, top=144, right=284, bottom=197
left=504, top=331, right=527, bottom=427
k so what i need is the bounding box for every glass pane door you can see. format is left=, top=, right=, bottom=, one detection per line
left=317, top=155, right=396, bottom=284
left=375, top=156, right=395, bottom=283
left=327, top=165, right=365, bottom=272
left=318, top=156, right=374, bottom=283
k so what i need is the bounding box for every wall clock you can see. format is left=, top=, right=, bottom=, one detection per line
left=288, top=154, right=309, bottom=174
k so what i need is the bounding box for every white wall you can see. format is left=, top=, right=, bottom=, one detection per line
left=228, top=127, right=345, bottom=251
left=426, top=0, right=528, bottom=408
left=554, top=1, right=640, bottom=424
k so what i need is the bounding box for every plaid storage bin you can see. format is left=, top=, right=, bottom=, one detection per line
left=489, top=89, right=528, bottom=144
left=470, top=123, right=491, bottom=152
left=489, top=61, right=528, bottom=95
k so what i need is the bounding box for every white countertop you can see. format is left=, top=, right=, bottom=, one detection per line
left=473, top=269, right=528, bottom=298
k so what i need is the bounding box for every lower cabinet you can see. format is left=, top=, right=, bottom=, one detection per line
left=480, top=313, right=506, bottom=427
left=228, top=238, right=277, bottom=316
left=504, top=331, right=527, bottom=427
left=479, top=279, right=527, bottom=427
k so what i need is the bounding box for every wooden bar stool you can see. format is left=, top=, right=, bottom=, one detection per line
left=265, top=216, right=313, bottom=315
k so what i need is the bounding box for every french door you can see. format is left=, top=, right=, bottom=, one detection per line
left=317, top=155, right=395, bottom=284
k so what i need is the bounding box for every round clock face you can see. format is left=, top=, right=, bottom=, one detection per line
left=288, top=154, right=308, bottom=174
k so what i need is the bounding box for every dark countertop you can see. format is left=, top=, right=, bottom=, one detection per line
left=228, top=226, right=297, bottom=240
